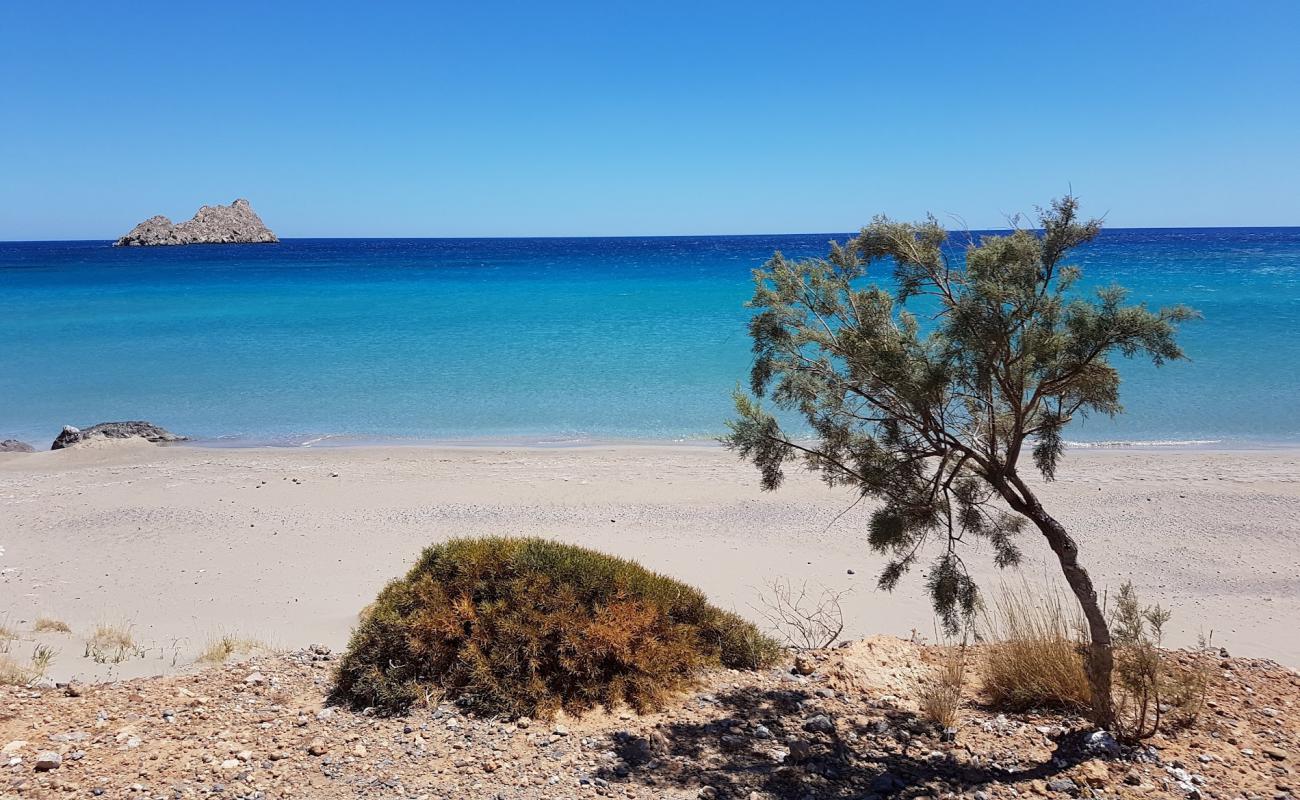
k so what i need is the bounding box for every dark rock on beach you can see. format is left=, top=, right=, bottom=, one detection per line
left=0, top=439, right=36, bottom=453
left=114, top=198, right=277, bottom=246
left=51, top=421, right=186, bottom=450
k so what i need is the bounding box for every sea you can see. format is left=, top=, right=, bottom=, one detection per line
left=2, top=229, right=1298, bottom=448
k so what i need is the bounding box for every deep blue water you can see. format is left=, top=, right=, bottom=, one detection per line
left=2, top=230, right=1298, bottom=447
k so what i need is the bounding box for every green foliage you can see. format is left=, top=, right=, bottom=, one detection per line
left=331, top=537, right=780, bottom=718
left=725, top=196, right=1196, bottom=633
left=1110, top=582, right=1207, bottom=740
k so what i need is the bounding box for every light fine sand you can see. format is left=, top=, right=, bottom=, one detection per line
left=1, top=441, right=1297, bottom=680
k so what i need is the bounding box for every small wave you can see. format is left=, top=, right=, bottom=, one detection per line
left=1064, top=438, right=1222, bottom=449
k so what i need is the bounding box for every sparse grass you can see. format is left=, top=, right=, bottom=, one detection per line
left=197, top=632, right=267, bottom=664
left=979, top=581, right=1092, bottom=712
left=0, top=655, right=30, bottom=686
left=919, top=644, right=967, bottom=729
left=30, top=644, right=55, bottom=677
left=33, top=616, right=72, bottom=634
left=85, top=622, right=138, bottom=664
left=332, top=536, right=781, bottom=718
left=0, top=618, right=17, bottom=653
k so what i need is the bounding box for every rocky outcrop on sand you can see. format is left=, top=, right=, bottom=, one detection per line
left=50, top=421, right=185, bottom=450
left=0, top=439, right=35, bottom=453
left=114, top=199, right=278, bottom=246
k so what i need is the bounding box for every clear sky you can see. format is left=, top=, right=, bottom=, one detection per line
left=3, top=1, right=1298, bottom=239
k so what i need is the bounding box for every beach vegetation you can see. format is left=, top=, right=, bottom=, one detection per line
left=725, top=195, right=1196, bottom=729
left=1109, top=582, right=1209, bottom=738
left=29, top=643, right=55, bottom=677
left=331, top=536, right=781, bottom=718
left=33, top=616, right=72, bottom=634
left=978, top=579, right=1207, bottom=738
left=980, top=581, right=1093, bottom=712
left=0, top=656, right=30, bottom=686
left=755, top=577, right=848, bottom=650
left=919, top=643, right=967, bottom=730
left=197, top=632, right=269, bottom=664
left=85, top=622, right=138, bottom=664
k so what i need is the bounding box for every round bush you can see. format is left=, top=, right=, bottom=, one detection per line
left=331, top=537, right=780, bottom=717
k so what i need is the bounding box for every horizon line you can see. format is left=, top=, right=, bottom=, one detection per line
left=5, top=223, right=1300, bottom=245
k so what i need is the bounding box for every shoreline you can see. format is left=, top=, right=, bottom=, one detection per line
left=8, top=432, right=1296, bottom=454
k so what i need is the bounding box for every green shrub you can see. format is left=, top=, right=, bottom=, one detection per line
left=331, top=537, right=780, bottom=717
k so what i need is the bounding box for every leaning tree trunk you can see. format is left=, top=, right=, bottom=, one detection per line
left=1009, top=484, right=1116, bottom=729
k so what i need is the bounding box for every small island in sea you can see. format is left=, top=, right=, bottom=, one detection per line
left=114, top=198, right=277, bottom=246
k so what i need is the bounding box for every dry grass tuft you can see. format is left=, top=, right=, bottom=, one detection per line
left=332, top=536, right=781, bottom=718
left=979, top=581, right=1092, bottom=712
left=919, top=644, right=967, bottom=729
left=0, top=655, right=31, bottom=686
left=198, top=633, right=268, bottom=664
left=33, top=616, right=72, bottom=634
left=85, top=622, right=138, bottom=664
left=0, top=618, right=17, bottom=653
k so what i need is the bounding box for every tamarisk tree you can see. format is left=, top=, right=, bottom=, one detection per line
left=724, top=197, right=1195, bottom=726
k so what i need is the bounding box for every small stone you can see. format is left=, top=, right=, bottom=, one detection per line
left=220, top=759, right=240, bottom=770
left=719, top=734, right=747, bottom=751
left=698, top=788, right=718, bottom=800
left=307, top=739, right=328, bottom=756
left=2, top=741, right=27, bottom=755
left=243, top=672, right=265, bottom=686
left=1263, top=747, right=1288, bottom=761
left=34, top=751, right=62, bottom=771
left=793, top=654, right=816, bottom=675
left=551, top=724, right=569, bottom=736
left=803, top=714, right=835, bottom=734
left=1079, top=761, right=1109, bottom=788
left=786, top=738, right=813, bottom=761
left=353, top=743, right=367, bottom=758
left=1046, top=778, right=1079, bottom=795
left=516, top=716, right=531, bottom=729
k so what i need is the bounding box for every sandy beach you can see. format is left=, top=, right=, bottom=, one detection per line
left=2, top=441, right=1298, bottom=681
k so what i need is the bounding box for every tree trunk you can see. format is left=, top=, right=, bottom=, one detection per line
left=1012, top=487, right=1116, bottom=729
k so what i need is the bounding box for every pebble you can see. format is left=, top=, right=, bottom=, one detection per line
left=1045, top=777, right=1078, bottom=795
left=34, top=751, right=62, bottom=771
left=307, top=738, right=328, bottom=756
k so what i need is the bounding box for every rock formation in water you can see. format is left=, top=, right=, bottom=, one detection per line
left=0, top=439, right=35, bottom=453
left=51, top=421, right=186, bottom=449
left=114, top=199, right=278, bottom=246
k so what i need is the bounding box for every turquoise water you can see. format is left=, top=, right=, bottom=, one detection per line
left=2, top=230, right=1298, bottom=447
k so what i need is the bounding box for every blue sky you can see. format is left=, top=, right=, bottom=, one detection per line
left=3, top=1, right=1298, bottom=239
